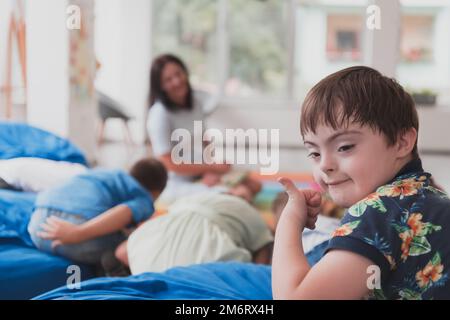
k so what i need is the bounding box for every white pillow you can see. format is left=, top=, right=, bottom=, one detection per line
left=0, top=157, right=88, bottom=192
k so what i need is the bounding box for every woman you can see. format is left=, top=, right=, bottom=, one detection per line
left=147, top=54, right=261, bottom=203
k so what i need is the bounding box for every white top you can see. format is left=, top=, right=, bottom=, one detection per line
left=147, top=90, right=216, bottom=158
left=302, top=215, right=340, bottom=253
left=127, top=192, right=274, bottom=274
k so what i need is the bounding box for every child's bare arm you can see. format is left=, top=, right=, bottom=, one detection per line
left=159, top=154, right=231, bottom=176
left=271, top=178, right=316, bottom=299
left=77, top=205, right=133, bottom=240
left=287, top=249, right=373, bottom=299
left=272, top=178, right=372, bottom=299
left=115, top=240, right=129, bottom=266
left=38, top=204, right=133, bottom=248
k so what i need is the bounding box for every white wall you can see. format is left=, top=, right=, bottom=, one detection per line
left=26, top=0, right=97, bottom=162
left=26, top=0, right=69, bottom=136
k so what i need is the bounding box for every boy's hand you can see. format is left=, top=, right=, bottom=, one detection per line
left=278, top=177, right=322, bottom=230
left=37, top=216, right=84, bottom=249
left=202, top=172, right=222, bottom=187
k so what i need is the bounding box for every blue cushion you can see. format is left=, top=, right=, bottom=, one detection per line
left=34, top=262, right=272, bottom=300
left=0, top=121, right=88, bottom=165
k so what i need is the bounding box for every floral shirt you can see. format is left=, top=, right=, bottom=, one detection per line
left=325, top=158, right=450, bottom=300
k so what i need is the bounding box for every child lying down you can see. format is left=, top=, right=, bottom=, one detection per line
left=109, top=192, right=274, bottom=276
left=106, top=189, right=341, bottom=276
left=27, top=158, right=168, bottom=267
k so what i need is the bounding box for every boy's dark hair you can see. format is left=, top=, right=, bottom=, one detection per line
left=300, top=66, right=419, bottom=158
left=129, top=158, right=168, bottom=192
left=148, top=53, right=193, bottom=112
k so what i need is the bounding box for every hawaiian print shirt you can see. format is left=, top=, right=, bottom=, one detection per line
left=326, top=158, right=450, bottom=299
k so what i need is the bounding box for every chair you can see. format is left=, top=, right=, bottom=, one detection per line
left=97, top=91, right=134, bottom=145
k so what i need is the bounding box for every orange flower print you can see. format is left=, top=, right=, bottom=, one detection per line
left=399, top=231, right=414, bottom=261
left=333, top=225, right=351, bottom=237
left=393, top=213, right=442, bottom=262
left=407, top=213, right=424, bottom=235
left=332, top=220, right=360, bottom=237
left=378, top=179, right=423, bottom=199
left=416, top=254, right=444, bottom=289
left=366, top=193, right=380, bottom=201
left=397, top=253, right=448, bottom=299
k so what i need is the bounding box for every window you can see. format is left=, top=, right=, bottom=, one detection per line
left=396, top=0, right=450, bottom=106
left=400, top=15, right=434, bottom=63
left=152, top=0, right=290, bottom=100
left=152, top=0, right=220, bottom=93
left=226, top=0, right=288, bottom=97
left=326, top=14, right=363, bottom=62
left=293, top=1, right=367, bottom=102
left=151, top=0, right=450, bottom=107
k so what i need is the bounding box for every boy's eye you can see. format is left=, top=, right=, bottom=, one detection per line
left=338, top=145, right=355, bottom=152
left=307, top=152, right=320, bottom=159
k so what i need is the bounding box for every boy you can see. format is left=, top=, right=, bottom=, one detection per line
left=27, top=158, right=167, bottom=266
left=272, top=66, right=450, bottom=300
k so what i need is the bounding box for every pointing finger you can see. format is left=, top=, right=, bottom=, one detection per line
left=278, top=177, right=300, bottom=198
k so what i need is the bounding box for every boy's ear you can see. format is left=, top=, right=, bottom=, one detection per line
left=396, top=127, right=417, bottom=157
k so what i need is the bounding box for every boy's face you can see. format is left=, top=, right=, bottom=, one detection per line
left=303, top=123, right=405, bottom=208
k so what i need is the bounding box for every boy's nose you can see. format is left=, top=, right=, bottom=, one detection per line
left=319, top=153, right=337, bottom=173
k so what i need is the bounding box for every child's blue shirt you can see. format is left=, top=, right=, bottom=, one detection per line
left=35, top=169, right=154, bottom=223
left=326, top=158, right=450, bottom=299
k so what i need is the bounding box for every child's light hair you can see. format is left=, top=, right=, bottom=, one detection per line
left=300, top=66, right=419, bottom=158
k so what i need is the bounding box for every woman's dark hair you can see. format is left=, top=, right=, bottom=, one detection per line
left=148, top=53, right=193, bottom=112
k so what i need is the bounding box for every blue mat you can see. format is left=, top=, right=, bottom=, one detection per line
left=35, top=262, right=272, bottom=300
left=0, top=188, right=95, bottom=300
left=0, top=122, right=94, bottom=299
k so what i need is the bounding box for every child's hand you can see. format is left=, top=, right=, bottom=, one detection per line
left=278, top=177, right=322, bottom=230
left=37, top=216, right=83, bottom=249
left=202, top=172, right=222, bottom=187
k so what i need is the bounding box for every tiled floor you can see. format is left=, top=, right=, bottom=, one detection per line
left=97, top=141, right=450, bottom=193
